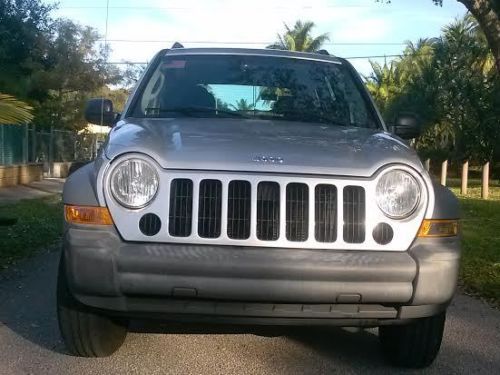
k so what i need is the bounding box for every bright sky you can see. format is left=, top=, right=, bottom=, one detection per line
left=47, top=0, right=467, bottom=76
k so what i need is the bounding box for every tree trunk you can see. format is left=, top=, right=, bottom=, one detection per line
left=458, top=0, right=500, bottom=73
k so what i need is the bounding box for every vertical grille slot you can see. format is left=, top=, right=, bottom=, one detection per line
left=286, top=183, right=309, bottom=242
left=198, top=179, right=222, bottom=238
left=168, top=179, right=193, bottom=237
left=257, top=182, right=280, bottom=241
left=227, top=180, right=251, bottom=240
left=315, top=184, right=337, bottom=242
left=343, top=186, right=366, bottom=243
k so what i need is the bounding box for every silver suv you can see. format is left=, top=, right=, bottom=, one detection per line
left=58, top=46, right=460, bottom=368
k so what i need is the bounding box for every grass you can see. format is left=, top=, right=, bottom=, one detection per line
left=0, top=195, right=63, bottom=269
left=447, top=179, right=500, bottom=306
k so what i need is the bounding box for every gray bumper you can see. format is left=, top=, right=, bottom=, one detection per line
left=63, top=225, right=460, bottom=323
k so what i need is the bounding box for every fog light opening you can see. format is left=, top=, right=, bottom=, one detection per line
left=372, top=222, right=394, bottom=245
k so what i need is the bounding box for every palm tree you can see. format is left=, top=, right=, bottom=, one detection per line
left=365, top=61, right=402, bottom=114
left=397, top=38, right=438, bottom=83
left=0, top=93, right=34, bottom=124
left=267, top=21, right=330, bottom=52
left=230, top=99, right=254, bottom=112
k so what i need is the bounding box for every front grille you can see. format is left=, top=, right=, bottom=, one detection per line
left=227, top=180, right=251, bottom=240
left=198, top=179, right=222, bottom=238
left=286, top=183, right=309, bottom=242
left=315, top=184, right=337, bottom=242
left=165, top=178, right=367, bottom=246
left=257, top=182, right=280, bottom=241
left=168, top=179, right=193, bottom=237
left=343, top=186, right=366, bottom=243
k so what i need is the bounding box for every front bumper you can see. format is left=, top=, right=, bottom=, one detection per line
left=63, top=225, right=460, bottom=325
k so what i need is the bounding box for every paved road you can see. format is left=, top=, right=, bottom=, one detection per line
left=1, top=251, right=499, bottom=375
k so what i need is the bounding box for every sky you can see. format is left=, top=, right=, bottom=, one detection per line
left=45, top=0, right=467, bottom=76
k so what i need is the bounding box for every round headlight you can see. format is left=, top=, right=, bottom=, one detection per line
left=376, top=170, right=420, bottom=218
left=110, top=158, right=159, bottom=208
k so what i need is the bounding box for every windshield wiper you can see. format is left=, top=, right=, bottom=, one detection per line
left=145, top=106, right=249, bottom=118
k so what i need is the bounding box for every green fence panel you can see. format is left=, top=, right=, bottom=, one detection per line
left=1, top=125, right=107, bottom=166
left=0, top=125, right=24, bottom=165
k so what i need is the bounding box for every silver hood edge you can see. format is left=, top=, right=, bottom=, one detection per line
left=104, top=118, right=424, bottom=178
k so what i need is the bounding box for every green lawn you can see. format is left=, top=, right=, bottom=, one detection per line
left=448, top=180, right=500, bottom=306
left=0, top=195, right=63, bottom=269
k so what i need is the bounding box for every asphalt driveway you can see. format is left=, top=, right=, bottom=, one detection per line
left=0, top=250, right=499, bottom=375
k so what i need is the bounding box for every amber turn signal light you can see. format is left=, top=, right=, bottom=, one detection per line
left=64, top=205, right=113, bottom=225
left=418, top=219, right=459, bottom=238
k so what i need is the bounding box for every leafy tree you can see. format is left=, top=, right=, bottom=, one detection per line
left=366, top=39, right=439, bottom=122
left=267, top=20, right=329, bottom=52
left=0, top=93, right=33, bottom=124
left=0, top=0, right=55, bottom=98
left=7, top=15, right=123, bottom=130
left=97, top=87, right=130, bottom=113
left=366, top=15, right=499, bottom=164
left=379, top=0, right=500, bottom=73
left=448, top=0, right=499, bottom=73
left=431, top=15, right=499, bottom=162
left=0, top=1, right=127, bottom=130
left=365, top=61, right=402, bottom=115
left=32, top=19, right=121, bottom=130
left=120, top=62, right=147, bottom=90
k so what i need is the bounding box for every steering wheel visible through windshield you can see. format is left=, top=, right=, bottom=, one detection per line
left=130, top=53, right=378, bottom=128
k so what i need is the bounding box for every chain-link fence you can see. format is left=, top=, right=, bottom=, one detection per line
left=1, top=124, right=107, bottom=168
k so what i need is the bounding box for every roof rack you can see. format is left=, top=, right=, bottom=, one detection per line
left=171, top=42, right=184, bottom=49
left=316, top=49, right=329, bottom=56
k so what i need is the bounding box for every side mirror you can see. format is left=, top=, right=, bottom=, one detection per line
left=84, top=98, right=117, bottom=127
left=391, top=113, right=421, bottom=139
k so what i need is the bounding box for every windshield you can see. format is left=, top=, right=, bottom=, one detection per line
left=131, top=54, right=378, bottom=128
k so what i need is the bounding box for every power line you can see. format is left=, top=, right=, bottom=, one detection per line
left=58, top=5, right=369, bottom=10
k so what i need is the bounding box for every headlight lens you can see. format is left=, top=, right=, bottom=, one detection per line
left=376, top=170, right=420, bottom=218
left=110, top=158, right=159, bottom=208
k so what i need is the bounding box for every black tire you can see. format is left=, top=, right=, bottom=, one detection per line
left=379, top=312, right=446, bottom=368
left=56, top=257, right=128, bottom=357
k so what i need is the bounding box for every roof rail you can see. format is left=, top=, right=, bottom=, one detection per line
left=171, top=42, right=184, bottom=49
left=316, top=49, right=329, bottom=56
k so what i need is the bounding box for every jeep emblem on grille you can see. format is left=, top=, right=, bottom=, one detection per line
left=252, top=155, right=284, bottom=164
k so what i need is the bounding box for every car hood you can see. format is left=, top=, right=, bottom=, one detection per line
left=105, top=118, right=423, bottom=177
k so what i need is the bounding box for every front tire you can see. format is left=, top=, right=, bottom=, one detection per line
left=379, top=312, right=446, bottom=368
left=56, top=256, right=128, bottom=357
